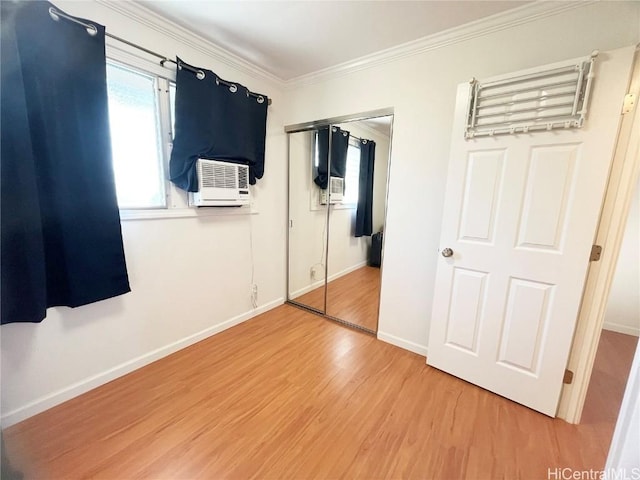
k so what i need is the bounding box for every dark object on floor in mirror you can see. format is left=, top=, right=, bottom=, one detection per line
left=369, top=231, right=383, bottom=268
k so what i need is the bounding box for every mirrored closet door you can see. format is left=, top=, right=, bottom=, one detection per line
left=286, top=111, right=393, bottom=334
left=287, top=129, right=328, bottom=313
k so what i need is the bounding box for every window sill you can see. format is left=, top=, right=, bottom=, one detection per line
left=119, top=205, right=257, bottom=221
left=331, top=202, right=357, bottom=210
left=310, top=202, right=357, bottom=212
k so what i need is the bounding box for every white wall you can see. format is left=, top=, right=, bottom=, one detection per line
left=372, top=131, right=390, bottom=235
left=0, top=1, right=287, bottom=426
left=283, top=1, right=640, bottom=355
left=604, top=179, right=640, bottom=336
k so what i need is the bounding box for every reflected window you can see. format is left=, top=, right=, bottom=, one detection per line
left=313, top=132, right=360, bottom=206
left=343, top=141, right=360, bottom=205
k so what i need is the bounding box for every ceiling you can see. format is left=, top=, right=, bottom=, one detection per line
left=358, top=116, right=393, bottom=137
left=139, top=1, right=532, bottom=81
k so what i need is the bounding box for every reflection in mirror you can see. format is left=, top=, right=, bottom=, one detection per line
left=325, top=116, right=391, bottom=331
left=287, top=130, right=328, bottom=313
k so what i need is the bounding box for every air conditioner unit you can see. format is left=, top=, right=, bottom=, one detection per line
left=189, top=159, right=251, bottom=207
left=319, top=176, right=344, bottom=205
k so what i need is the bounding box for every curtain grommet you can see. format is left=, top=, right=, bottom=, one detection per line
left=229, top=84, right=238, bottom=93
left=257, top=96, right=265, bottom=104
left=49, top=7, right=97, bottom=36
left=196, top=70, right=205, bottom=80
left=49, top=7, right=60, bottom=21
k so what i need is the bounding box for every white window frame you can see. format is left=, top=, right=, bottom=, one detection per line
left=105, top=43, right=257, bottom=220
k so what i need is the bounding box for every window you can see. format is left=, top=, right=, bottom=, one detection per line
left=103, top=52, right=253, bottom=219
left=106, top=61, right=166, bottom=209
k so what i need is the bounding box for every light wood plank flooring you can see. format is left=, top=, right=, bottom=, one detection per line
left=293, top=266, right=381, bottom=331
left=581, top=329, right=638, bottom=455
left=2, top=305, right=636, bottom=479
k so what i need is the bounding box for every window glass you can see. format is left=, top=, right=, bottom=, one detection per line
left=169, top=82, right=176, bottom=139
left=343, top=143, right=360, bottom=205
left=314, top=131, right=319, bottom=168
left=106, top=62, right=166, bottom=209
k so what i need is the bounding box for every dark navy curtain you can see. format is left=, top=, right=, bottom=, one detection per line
left=313, top=126, right=350, bottom=189
left=169, top=58, right=269, bottom=190
left=355, top=139, right=376, bottom=237
left=0, top=1, right=130, bottom=325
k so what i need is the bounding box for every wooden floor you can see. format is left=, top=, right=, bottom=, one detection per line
left=2, top=306, right=637, bottom=480
left=581, top=329, right=638, bottom=453
left=294, top=266, right=381, bottom=331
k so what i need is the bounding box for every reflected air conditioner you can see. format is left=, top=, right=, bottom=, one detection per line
left=319, top=176, right=344, bottom=204
left=189, top=159, right=251, bottom=207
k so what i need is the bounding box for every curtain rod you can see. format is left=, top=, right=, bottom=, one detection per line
left=48, top=6, right=272, bottom=106
left=330, top=127, right=371, bottom=145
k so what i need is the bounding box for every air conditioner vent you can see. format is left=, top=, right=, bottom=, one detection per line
left=330, top=177, right=344, bottom=195
left=189, top=159, right=251, bottom=207
left=238, top=166, right=249, bottom=189
left=319, top=176, right=344, bottom=204
left=200, top=162, right=237, bottom=189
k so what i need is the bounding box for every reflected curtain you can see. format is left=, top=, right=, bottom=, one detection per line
left=355, top=139, right=376, bottom=237
left=314, top=126, right=350, bottom=189
left=0, top=1, right=130, bottom=324
left=169, top=58, right=269, bottom=190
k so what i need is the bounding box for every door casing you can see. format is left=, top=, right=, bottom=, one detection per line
left=558, top=44, right=640, bottom=424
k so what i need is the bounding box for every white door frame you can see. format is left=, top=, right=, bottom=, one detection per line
left=557, top=44, right=640, bottom=424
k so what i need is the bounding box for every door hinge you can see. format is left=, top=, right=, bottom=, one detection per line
left=563, top=369, right=574, bottom=384
left=622, top=93, right=636, bottom=114
left=590, top=244, right=603, bottom=262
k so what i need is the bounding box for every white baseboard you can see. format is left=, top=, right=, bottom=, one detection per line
left=603, top=322, right=640, bottom=337
left=377, top=330, right=428, bottom=357
left=1, top=297, right=284, bottom=428
left=328, top=261, right=368, bottom=283
left=290, top=279, right=325, bottom=300
left=289, top=261, right=368, bottom=299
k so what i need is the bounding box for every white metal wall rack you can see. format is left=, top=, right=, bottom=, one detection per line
left=465, top=51, right=598, bottom=138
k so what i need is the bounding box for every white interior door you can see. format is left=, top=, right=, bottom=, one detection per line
left=427, top=46, right=635, bottom=416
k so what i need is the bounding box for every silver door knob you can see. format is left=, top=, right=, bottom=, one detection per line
left=441, top=248, right=454, bottom=258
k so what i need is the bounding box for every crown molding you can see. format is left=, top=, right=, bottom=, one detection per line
left=285, top=1, right=596, bottom=89
left=95, top=0, right=284, bottom=88
left=357, top=122, right=391, bottom=141
left=340, top=120, right=391, bottom=141
left=94, top=0, right=596, bottom=91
